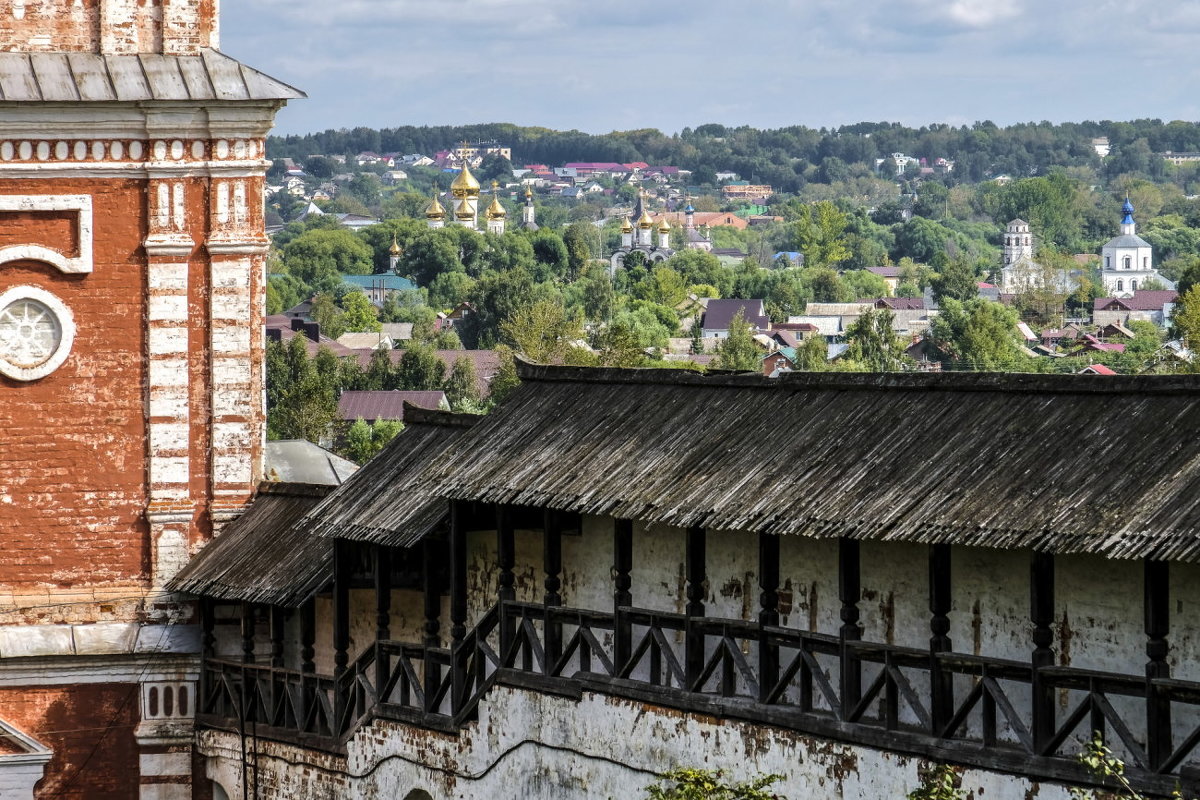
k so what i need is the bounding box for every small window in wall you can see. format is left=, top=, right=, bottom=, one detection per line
left=1105, top=256, right=1111, bottom=268
left=1144, top=257, right=1149, bottom=268
left=1117, top=280, right=1124, bottom=292
left=1123, top=256, right=1132, bottom=269
left=1132, top=280, right=1138, bottom=291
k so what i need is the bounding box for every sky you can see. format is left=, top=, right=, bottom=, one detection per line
left=221, top=0, right=1200, bottom=138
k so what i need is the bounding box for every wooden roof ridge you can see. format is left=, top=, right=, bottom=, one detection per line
left=514, top=359, right=1200, bottom=397
left=403, top=403, right=481, bottom=428
left=253, top=480, right=336, bottom=499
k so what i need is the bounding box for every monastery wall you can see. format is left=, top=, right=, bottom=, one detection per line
left=198, top=684, right=1085, bottom=800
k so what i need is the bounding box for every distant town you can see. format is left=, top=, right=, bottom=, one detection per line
left=259, top=122, right=1200, bottom=463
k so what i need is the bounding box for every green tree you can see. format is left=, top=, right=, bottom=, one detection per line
left=792, top=200, right=851, bottom=269
left=844, top=308, right=909, bottom=371
left=1173, top=285, right=1200, bottom=346
left=500, top=298, right=583, bottom=363
left=929, top=298, right=1024, bottom=370
left=442, top=356, right=481, bottom=410
left=341, top=418, right=403, bottom=464
left=644, top=768, right=783, bottom=800
left=282, top=228, right=374, bottom=293
left=309, top=293, right=345, bottom=339
left=266, top=337, right=338, bottom=443
left=395, top=342, right=446, bottom=390
left=341, top=290, right=382, bottom=333
left=489, top=344, right=521, bottom=404
left=931, top=255, right=979, bottom=305
left=713, top=311, right=760, bottom=371
left=793, top=335, right=828, bottom=371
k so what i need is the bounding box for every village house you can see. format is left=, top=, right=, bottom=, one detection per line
left=1093, top=290, right=1179, bottom=328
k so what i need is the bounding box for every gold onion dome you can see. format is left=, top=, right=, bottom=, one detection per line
left=524, top=185, right=533, bottom=199
left=637, top=208, right=655, bottom=229
left=388, top=234, right=402, bottom=256
left=486, top=186, right=507, bottom=220
left=455, top=197, right=474, bottom=220
left=621, top=216, right=634, bottom=234
left=450, top=162, right=481, bottom=196
left=657, top=217, right=671, bottom=234
left=425, top=193, right=446, bottom=220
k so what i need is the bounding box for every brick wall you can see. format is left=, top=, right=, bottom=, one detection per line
left=0, top=683, right=139, bottom=800
left=0, top=0, right=218, bottom=54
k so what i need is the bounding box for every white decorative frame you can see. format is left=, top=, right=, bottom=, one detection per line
left=0, top=285, right=76, bottom=381
left=0, top=195, right=93, bottom=274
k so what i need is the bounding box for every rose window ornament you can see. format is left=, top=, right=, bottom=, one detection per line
left=0, top=286, right=75, bottom=381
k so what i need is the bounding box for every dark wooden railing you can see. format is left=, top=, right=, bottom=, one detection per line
left=198, top=601, right=1200, bottom=794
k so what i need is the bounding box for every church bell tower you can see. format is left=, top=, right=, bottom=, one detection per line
left=0, top=4, right=302, bottom=797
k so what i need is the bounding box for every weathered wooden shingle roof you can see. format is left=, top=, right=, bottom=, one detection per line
left=299, top=406, right=480, bottom=547
left=0, top=49, right=304, bottom=102
left=167, top=482, right=333, bottom=606
left=415, top=364, right=1200, bottom=562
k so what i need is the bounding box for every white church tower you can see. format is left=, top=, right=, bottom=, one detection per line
left=1100, top=199, right=1171, bottom=297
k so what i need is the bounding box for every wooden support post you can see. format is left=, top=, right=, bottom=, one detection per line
left=300, top=598, right=315, bottom=674
left=240, top=602, right=256, bottom=664
left=614, top=519, right=634, bottom=673
left=929, top=543, right=953, bottom=733
left=200, top=598, right=216, bottom=711
left=838, top=538, right=862, bottom=719
left=758, top=532, right=780, bottom=705
left=685, top=525, right=707, bottom=691
left=422, top=536, right=442, bottom=711
left=375, top=544, right=392, bottom=700
left=1145, top=559, right=1172, bottom=769
left=1030, top=551, right=1055, bottom=753
left=449, top=501, right=468, bottom=712
left=497, top=505, right=515, bottom=659
left=543, top=509, right=563, bottom=675
left=200, top=598, right=216, bottom=661
left=269, top=606, right=285, bottom=669
left=332, top=539, right=351, bottom=680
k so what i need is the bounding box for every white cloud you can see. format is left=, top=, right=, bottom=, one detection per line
left=944, top=0, right=1021, bottom=28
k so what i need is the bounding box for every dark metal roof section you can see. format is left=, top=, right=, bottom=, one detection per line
left=300, top=405, right=481, bottom=547
left=422, top=363, right=1200, bottom=562
left=0, top=48, right=304, bottom=102
left=167, top=482, right=333, bottom=606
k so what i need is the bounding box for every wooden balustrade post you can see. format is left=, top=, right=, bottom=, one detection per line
left=685, top=526, right=707, bottom=691
left=300, top=598, right=316, bottom=674
left=929, top=543, right=953, bottom=733
left=240, top=601, right=256, bottom=664
left=543, top=509, right=563, bottom=675
left=449, top=501, right=468, bottom=713
left=333, top=539, right=352, bottom=730
left=200, top=598, right=216, bottom=710
left=269, top=605, right=285, bottom=669
left=758, top=532, right=780, bottom=704
left=1030, top=551, right=1055, bottom=753
left=375, top=544, right=392, bottom=700
left=838, top=538, right=862, bottom=719
left=1145, top=559, right=1172, bottom=769
left=496, top=505, right=515, bottom=659
left=614, top=519, right=634, bottom=672
left=422, top=536, right=442, bottom=712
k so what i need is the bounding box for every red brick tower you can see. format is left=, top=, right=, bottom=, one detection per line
left=0, top=4, right=301, bottom=798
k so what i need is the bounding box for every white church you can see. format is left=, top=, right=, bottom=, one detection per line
left=1100, top=199, right=1173, bottom=297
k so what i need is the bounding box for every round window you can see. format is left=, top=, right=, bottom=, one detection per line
left=0, top=286, right=75, bottom=381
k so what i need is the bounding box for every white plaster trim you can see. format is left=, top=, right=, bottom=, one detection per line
left=0, top=285, right=76, bottom=381
left=206, top=242, right=269, bottom=256
left=0, top=653, right=199, bottom=686
left=0, top=194, right=92, bottom=273
left=0, top=717, right=51, bottom=757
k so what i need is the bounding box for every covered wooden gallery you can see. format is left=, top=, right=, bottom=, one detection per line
left=173, top=366, right=1200, bottom=795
